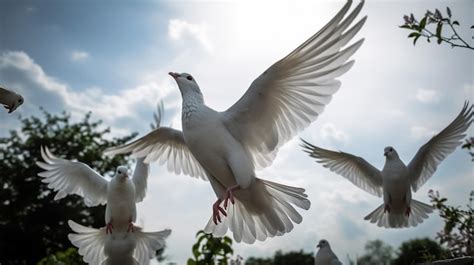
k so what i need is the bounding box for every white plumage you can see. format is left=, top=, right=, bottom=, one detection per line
left=0, top=86, right=24, bottom=113
left=68, top=220, right=171, bottom=265
left=36, top=147, right=171, bottom=264
left=315, top=239, right=342, bottom=265
left=105, top=1, right=366, bottom=243
left=302, top=102, right=473, bottom=228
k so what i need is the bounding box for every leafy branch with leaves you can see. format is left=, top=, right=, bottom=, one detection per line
left=187, top=230, right=234, bottom=265
left=400, top=7, right=473, bottom=49
left=428, top=190, right=474, bottom=257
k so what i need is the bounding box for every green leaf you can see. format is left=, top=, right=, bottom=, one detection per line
left=399, top=25, right=412, bottom=29
left=446, top=7, right=452, bottom=18
left=408, top=32, right=420, bottom=38
left=187, top=259, right=196, bottom=265
left=453, top=20, right=460, bottom=26
left=413, top=34, right=421, bottom=45
left=436, top=22, right=443, bottom=44
left=419, top=17, right=427, bottom=30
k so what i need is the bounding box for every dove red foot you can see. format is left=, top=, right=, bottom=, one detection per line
left=212, top=199, right=227, bottom=224
left=106, top=223, right=114, bottom=234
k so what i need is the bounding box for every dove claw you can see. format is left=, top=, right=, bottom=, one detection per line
left=127, top=221, right=135, bottom=233
left=212, top=199, right=227, bottom=225
left=106, top=222, right=114, bottom=234
left=224, top=185, right=240, bottom=209
left=405, top=206, right=411, bottom=216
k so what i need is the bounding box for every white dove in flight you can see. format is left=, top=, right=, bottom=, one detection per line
left=0, top=86, right=24, bottom=113
left=302, top=102, right=473, bottom=228
left=36, top=147, right=150, bottom=234
left=105, top=1, right=366, bottom=243
left=68, top=220, right=171, bottom=265
left=315, top=239, right=342, bottom=265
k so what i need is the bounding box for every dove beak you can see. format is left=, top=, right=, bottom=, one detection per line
left=317, top=243, right=321, bottom=248
left=4, top=105, right=13, bottom=113
left=384, top=151, right=388, bottom=157
left=168, top=72, right=180, bottom=79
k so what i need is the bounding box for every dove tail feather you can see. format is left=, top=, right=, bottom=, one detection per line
left=364, top=200, right=433, bottom=228
left=204, top=178, right=310, bottom=244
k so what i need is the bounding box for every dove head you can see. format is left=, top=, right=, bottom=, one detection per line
left=384, top=146, right=399, bottom=159
left=168, top=72, right=203, bottom=104
left=317, top=239, right=330, bottom=249
left=115, top=166, right=129, bottom=181
left=1, top=88, right=24, bottom=113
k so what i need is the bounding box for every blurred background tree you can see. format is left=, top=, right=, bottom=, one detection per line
left=0, top=110, right=135, bottom=264
left=392, top=238, right=449, bottom=265
left=357, top=239, right=394, bottom=265
left=187, top=230, right=234, bottom=265
left=245, top=250, right=313, bottom=265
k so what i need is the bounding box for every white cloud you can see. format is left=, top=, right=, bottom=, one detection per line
left=410, top=125, right=436, bottom=140
left=415, top=88, right=440, bottom=103
left=320, top=122, right=350, bottom=144
left=70, top=50, right=89, bottom=62
left=168, top=19, right=213, bottom=52
left=463, top=83, right=473, bottom=95
left=0, top=51, right=175, bottom=135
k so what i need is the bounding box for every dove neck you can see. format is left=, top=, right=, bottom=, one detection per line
left=0, top=88, right=11, bottom=104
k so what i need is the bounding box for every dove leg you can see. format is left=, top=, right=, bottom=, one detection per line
left=212, top=198, right=227, bottom=224
left=127, top=218, right=135, bottom=233
left=224, top=185, right=240, bottom=209
left=383, top=190, right=391, bottom=213
left=404, top=190, right=412, bottom=216
left=106, top=222, right=114, bottom=234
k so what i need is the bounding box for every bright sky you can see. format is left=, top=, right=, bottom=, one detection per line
left=1, top=0, right=473, bottom=264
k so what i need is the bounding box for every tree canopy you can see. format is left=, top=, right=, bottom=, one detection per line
left=0, top=110, right=135, bottom=264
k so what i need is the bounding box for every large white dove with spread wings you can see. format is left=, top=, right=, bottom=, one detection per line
left=37, top=147, right=171, bottom=264
left=0, top=86, right=24, bottom=113
left=105, top=1, right=366, bottom=243
left=302, top=102, right=473, bottom=228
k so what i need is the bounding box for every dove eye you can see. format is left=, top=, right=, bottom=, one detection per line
left=186, top=76, right=193, bottom=81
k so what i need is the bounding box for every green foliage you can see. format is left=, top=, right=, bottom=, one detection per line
left=391, top=238, right=449, bottom=265
left=245, top=250, right=313, bottom=265
left=357, top=239, right=394, bottom=265
left=0, top=110, right=136, bottom=264
left=461, top=137, right=474, bottom=161
left=37, top=248, right=84, bottom=265
left=187, top=230, right=234, bottom=265
left=429, top=190, right=474, bottom=257
left=400, top=7, right=473, bottom=49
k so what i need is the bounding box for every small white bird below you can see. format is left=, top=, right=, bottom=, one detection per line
left=37, top=147, right=150, bottom=233
left=315, top=239, right=342, bottom=265
left=68, top=220, right=171, bottom=265
left=0, top=86, right=24, bottom=113
left=302, top=102, right=473, bottom=228
left=105, top=0, right=366, bottom=243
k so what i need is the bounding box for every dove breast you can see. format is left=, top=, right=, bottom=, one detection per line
left=106, top=177, right=137, bottom=231
left=183, top=105, right=255, bottom=189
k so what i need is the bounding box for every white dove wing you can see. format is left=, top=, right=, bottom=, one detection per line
left=302, top=140, right=383, bottom=197
left=133, top=228, right=172, bottom=265
left=68, top=220, right=107, bottom=265
left=132, top=157, right=149, bottom=202
left=222, top=1, right=366, bottom=169
left=408, top=102, right=473, bottom=192
left=104, top=127, right=208, bottom=181
left=36, top=147, right=108, bottom=206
